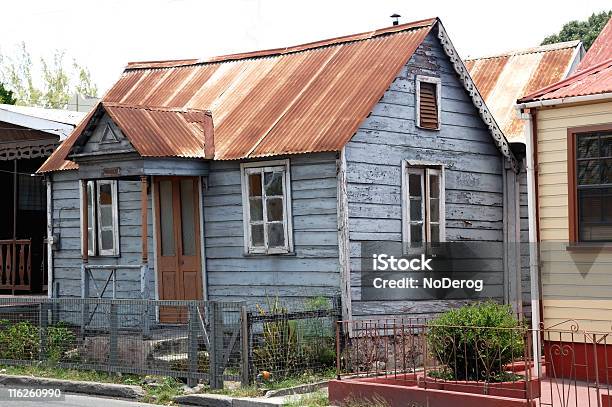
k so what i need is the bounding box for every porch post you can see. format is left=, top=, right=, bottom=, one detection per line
left=140, top=176, right=149, bottom=299
left=81, top=180, right=89, bottom=264
left=12, top=160, right=17, bottom=294
left=80, top=180, right=89, bottom=336
left=12, top=160, right=17, bottom=240
left=140, top=176, right=148, bottom=265
left=140, top=176, right=150, bottom=335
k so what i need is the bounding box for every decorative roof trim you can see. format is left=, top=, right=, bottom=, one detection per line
left=0, top=140, right=58, bottom=161
left=437, top=23, right=519, bottom=172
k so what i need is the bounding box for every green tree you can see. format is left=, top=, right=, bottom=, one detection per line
left=0, top=42, right=98, bottom=108
left=542, top=11, right=612, bottom=50
left=3, top=42, right=43, bottom=106
left=0, top=83, right=16, bottom=104
left=73, top=61, right=98, bottom=98
left=41, top=50, right=71, bottom=109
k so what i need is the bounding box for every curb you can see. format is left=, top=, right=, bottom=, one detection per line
left=264, top=380, right=328, bottom=398
left=0, top=374, right=144, bottom=399
left=174, top=393, right=285, bottom=406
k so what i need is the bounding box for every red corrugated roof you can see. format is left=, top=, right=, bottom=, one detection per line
left=576, top=16, right=612, bottom=71
left=519, top=16, right=612, bottom=104
left=39, top=18, right=436, bottom=172
left=519, top=58, right=612, bottom=102
left=466, top=41, right=580, bottom=141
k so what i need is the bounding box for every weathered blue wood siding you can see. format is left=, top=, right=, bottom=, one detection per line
left=49, top=170, right=155, bottom=299
left=345, top=31, right=507, bottom=318
left=203, top=152, right=340, bottom=309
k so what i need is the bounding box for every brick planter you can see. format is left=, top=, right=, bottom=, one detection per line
left=418, top=376, right=541, bottom=399
left=329, top=375, right=540, bottom=407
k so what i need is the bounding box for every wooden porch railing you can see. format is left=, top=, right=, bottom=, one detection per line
left=0, top=239, right=32, bottom=292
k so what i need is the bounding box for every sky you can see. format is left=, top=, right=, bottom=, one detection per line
left=0, top=0, right=610, bottom=94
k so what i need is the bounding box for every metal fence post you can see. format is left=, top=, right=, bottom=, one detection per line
left=240, top=305, right=250, bottom=386
left=80, top=265, right=89, bottom=338
left=109, top=302, right=118, bottom=372
left=39, top=302, right=48, bottom=361
left=141, top=265, right=150, bottom=337
left=187, top=302, right=199, bottom=387
left=208, top=301, right=224, bottom=389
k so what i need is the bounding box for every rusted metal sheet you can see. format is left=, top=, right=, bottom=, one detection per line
left=103, top=104, right=214, bottom=158
left=39, top=19, right=435, bottom=172
left=576, top=17, right=612, bottom=71
left=520, top=59, right=612, bottom=102
left=466, top=42, right=580, bottom=141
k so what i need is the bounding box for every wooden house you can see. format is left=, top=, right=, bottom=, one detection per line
left=517, top=16, right=612, bottom=377
left=39, top=17, right=527, bottom=320
left=0, top=104, right=85, bottom=294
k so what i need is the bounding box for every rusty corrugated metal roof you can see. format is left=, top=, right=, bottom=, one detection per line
left=103, top=103, right=213, bottom=158
left=519, top=58, right=612, bottom=102
left=466, top=41, right=581, bottom=142
left=576, top=16, right=612, bottom=72
left=39, top=18, right=436, bottom=172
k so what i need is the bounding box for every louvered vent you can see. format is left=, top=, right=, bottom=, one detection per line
left=419, top=82, right=439, bottom=129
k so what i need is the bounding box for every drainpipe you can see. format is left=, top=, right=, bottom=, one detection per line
left=521, top=108, right=542, bottom=378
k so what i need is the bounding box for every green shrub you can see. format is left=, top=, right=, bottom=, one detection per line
left=0, top=320, right=39, bottom=360
left=0, top=320, right=76, bottom=362
left=300, top=296, right=336, bottom=369
left=46, top=323, right=76, bottom=362
left=253, top=297, right=300, bottom=379
left=427, top=302, right=525, bottom=382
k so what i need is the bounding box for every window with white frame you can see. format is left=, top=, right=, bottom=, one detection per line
left=416, top=76, right=442, bottom=130
left=83, top=180, right=120, bottom=256
left=241, top=160, right=293, bottom=254
left=402, top=164, right=445, bottom=247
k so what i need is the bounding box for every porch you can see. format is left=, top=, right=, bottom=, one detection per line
left=0, top=136, right=57, bottom=294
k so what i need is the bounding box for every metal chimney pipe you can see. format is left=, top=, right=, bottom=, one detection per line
left=390, top=13, right=401, bottom=26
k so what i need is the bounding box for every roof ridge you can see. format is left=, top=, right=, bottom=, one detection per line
left=125, top=17, right=438, bottom=70
left=519, top=56, right=612, bottom=102
left=465, top=40, right=581, bottom=61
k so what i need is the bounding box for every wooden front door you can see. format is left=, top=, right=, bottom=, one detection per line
left=154, top=177, right=202, bottom=321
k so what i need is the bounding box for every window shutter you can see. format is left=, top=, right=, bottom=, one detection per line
left=419, top=82, right=439, bottom=129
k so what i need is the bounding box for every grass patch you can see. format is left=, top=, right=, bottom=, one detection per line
left=263, top=369, right=335, bottom=391
left=141, top=376, right=184, bottom=405
left=0, top=364, right=185, bottom=405
left=342, top=395, right=390, bottom=407
left=201, top=369, right=335, bottom=398
left=283, top=390, right=328, bottom=407
left=0, top=364, right=139, bottom=385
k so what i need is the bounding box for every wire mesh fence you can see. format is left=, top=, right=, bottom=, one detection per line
left=0, top=296, right=341, bottom=389
left=0, top=297, right=243, bottom=386
left=246, top=296, right=341, bottom=382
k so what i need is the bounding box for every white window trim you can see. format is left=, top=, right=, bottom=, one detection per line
left=415, top=75, right=442, bottom=131
left=87, top=181, right=97, bottom=256
left=81, top=179, right=120, bottom=257
left=96, top=180, right=120, bottom=256
left=401, top=161, right=446, bottom=248
left=240, top=159, right=294, bottom=255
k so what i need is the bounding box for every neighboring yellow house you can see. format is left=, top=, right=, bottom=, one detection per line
left=517, top=17, right=612, bottom=381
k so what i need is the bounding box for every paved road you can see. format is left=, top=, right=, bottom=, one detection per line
left=0, top=392, right=161, bottom=407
